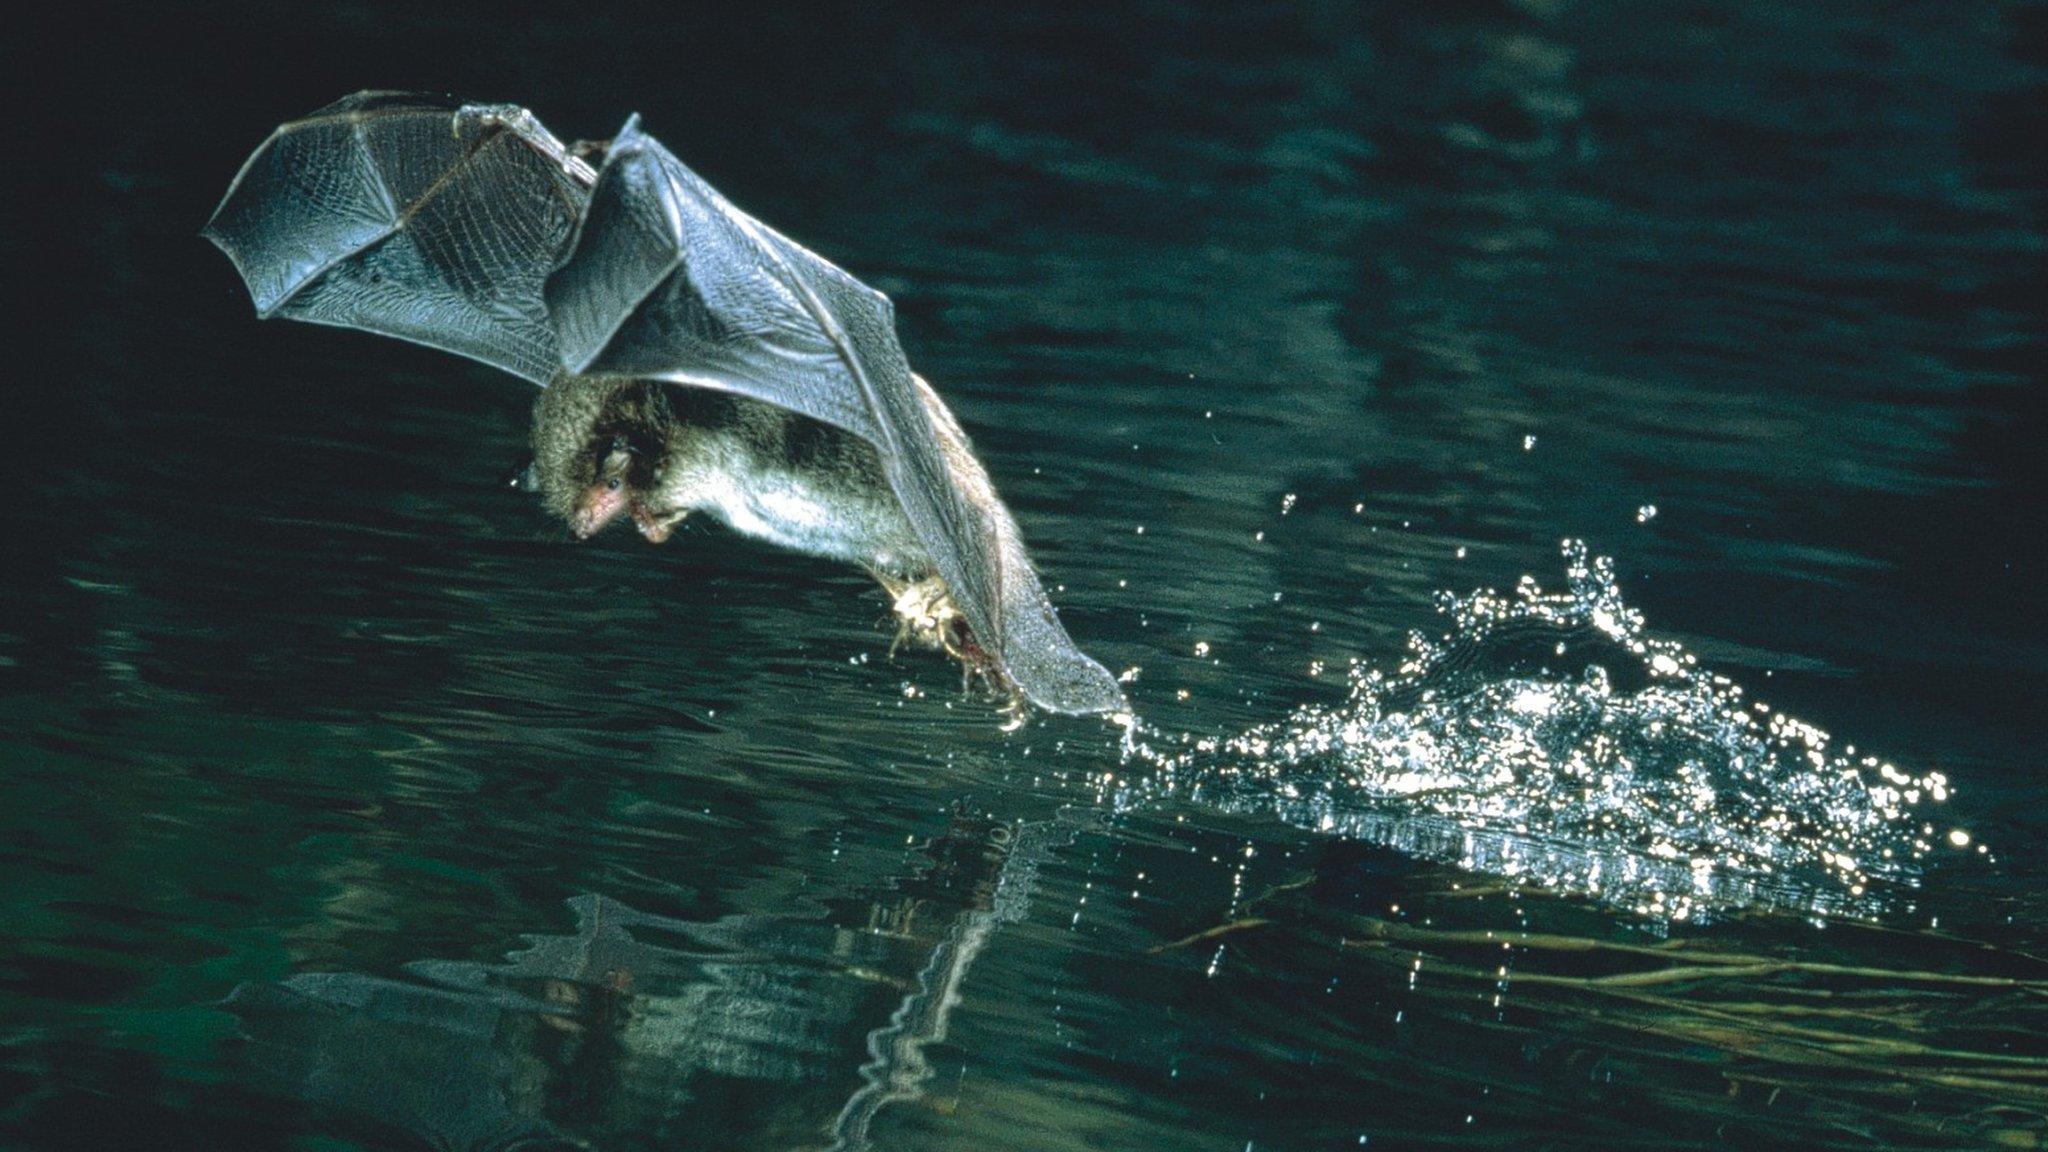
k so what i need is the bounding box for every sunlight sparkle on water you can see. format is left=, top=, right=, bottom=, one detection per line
left=1120, top=541, right=1965, bottom=922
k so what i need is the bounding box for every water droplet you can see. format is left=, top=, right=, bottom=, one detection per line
left=1116, top=540, right=1954, bottom=921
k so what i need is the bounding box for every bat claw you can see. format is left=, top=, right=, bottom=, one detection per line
left=869, top=569, right=1021, bottom=712
left=631, top=502, right=688, bottom=544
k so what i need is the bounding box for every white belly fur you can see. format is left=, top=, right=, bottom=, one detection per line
left=692, top=457, right=925, bottom=573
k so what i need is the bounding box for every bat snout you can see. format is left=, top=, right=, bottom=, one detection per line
left=572, top=484, right=631, bottom=539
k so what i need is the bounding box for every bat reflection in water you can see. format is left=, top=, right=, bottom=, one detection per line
left=222, top=812, right=1074, bottom=1149
left=205, top=92, right=1126, bottom=717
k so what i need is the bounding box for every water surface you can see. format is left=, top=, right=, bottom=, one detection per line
left=5, top=1, right=2046, bottom=1148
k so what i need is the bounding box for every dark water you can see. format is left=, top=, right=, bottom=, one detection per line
left=6, top=2, right=2047, bottom=1148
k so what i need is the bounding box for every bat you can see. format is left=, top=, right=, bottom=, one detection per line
left=204, top=92, right=1127, bottom=717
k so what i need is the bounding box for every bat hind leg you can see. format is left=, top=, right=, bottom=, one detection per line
left=873, top=570, right=962, bottom=658
left=869, top=569, right=1021, bottom=711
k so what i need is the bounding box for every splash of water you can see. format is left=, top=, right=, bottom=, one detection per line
left=1118, top=541, right=1963, bottom=922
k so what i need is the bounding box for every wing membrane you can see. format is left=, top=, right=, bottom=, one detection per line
left=204, top=92, right=593, bottom=385
left=545, top=122, right=1124, bottom=714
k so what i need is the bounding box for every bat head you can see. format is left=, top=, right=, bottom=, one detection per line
left=568, top=433, right=638, bottom=538
left=622, top=387, right=755, bottom=546
left=530, top=377, right=667, bottom=540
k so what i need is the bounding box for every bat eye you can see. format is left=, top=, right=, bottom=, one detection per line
left=606, top=477, right=623, bottom=492
left=610, top=434, right=631, bottom=454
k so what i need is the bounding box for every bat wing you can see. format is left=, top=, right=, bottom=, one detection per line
left=208, top=96, right=1124, bottom=715
left=203, top=92, right=595, bottom=386
left=544, top=119, right=1126, bottom=715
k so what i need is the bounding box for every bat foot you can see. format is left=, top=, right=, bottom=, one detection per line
left=876, top=572, right=959, bottom=658
left=872, top=571, right=1024, bottom=713
left=633, top=503, right=689, bottom=544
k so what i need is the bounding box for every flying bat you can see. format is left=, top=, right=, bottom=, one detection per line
left=204, top=92, right=1126, bottom=717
